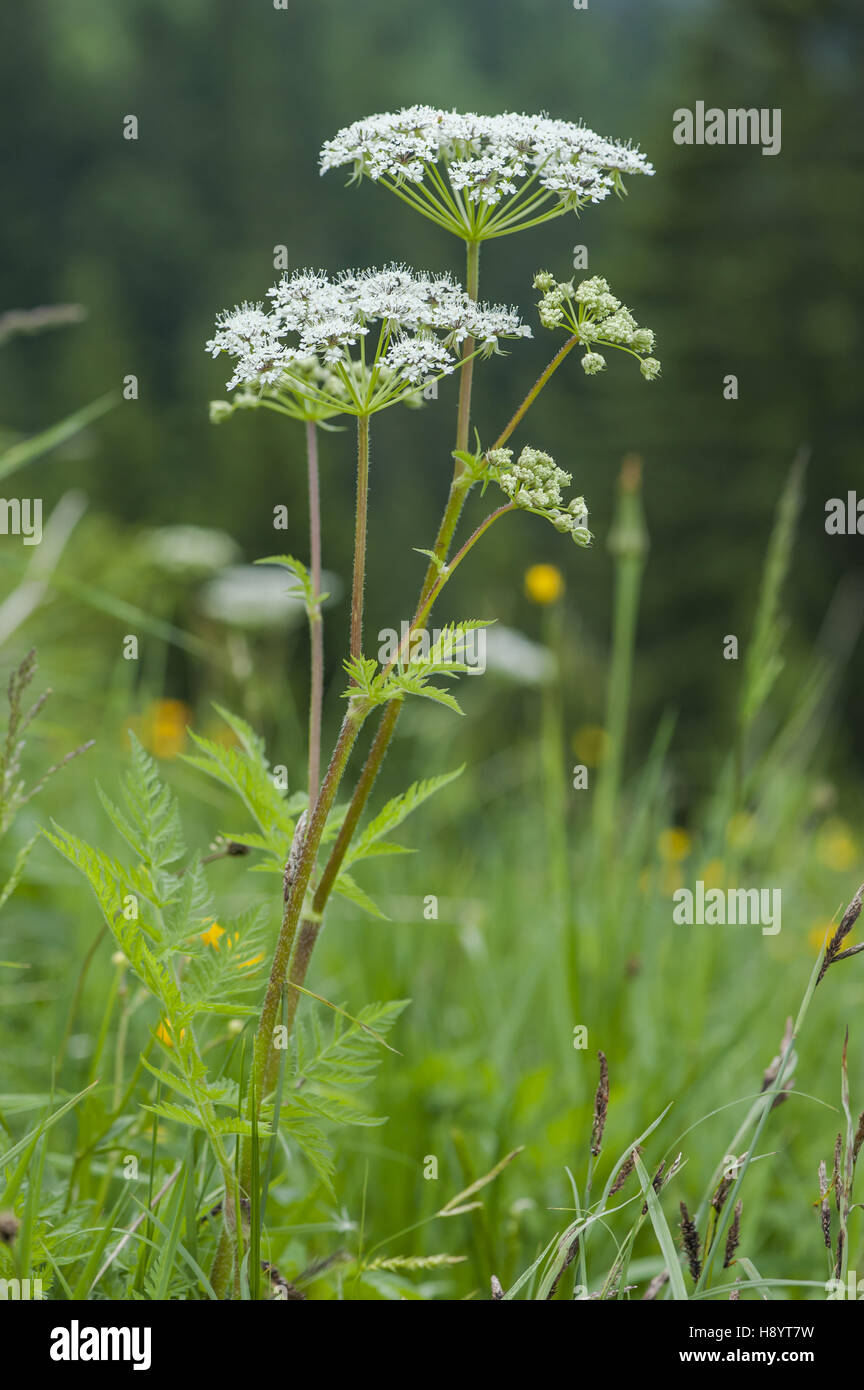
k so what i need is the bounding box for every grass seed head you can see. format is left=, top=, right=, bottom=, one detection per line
left=723, top=1200, right=743, bottom=1268
left=609, top=1146, right=642, bottom=1196
left=679, top=1201, right=702, bottom=1283
left=590, top=1050, right=609, bottom=1156
left=817, top=880, right=864, bottom=983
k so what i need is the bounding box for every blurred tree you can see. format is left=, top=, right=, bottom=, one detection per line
left=0, top=0, right=860, bottom=787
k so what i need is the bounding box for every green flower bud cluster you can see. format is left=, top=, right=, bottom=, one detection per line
left=533, top=272, right=569, bottom=329
left=486, top=444, right=591, bottom=545
left=533, top=271, right=661, bottom=381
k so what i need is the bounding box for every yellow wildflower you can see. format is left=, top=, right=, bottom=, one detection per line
left=816, top=820, right=857, bottom=873
left=200, top=921, right=226, bottom=950
left=658, top=827, right=691, bottom=863
left=701, top=858, right=726, bottom=891
left=524, top=563, right=565, bottom=605
left=141, top=699, right=191, bottom=759
left=155, top=1018, right=185, bottom=1047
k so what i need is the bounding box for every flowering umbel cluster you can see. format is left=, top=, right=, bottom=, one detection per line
left=320, top=107, right=654, bottom=239
left=206, top=266, right=529, bottom=414
left=485, top=445, right=591, bottom=546
left=533, top=273, right=661, bottom=380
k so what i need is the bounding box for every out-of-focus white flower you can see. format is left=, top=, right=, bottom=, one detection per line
left=320, top=108, right=653, bottom=237
left=483, top=625, right=557, bottom=685
left=198, top=564, right=340, bottom=632
left=142, top=525, right=241, bottom=579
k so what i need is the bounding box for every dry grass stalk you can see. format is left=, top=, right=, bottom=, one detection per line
left=818, top=1160, right=832, bottom=1252
left=642, top=1270, right=669, bottom=1301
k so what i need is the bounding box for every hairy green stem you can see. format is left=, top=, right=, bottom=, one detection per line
left=351, top=414, right=370, bottom=661
left=305, top=419, right=323, bottom=802
left=418, top=241, right=481, bottom=609
left=282, top=700, right=403, bottom=1037
left=278, top=241, right=483, bottom=1043
left=491, top=334, right=579, bottom=452
left=455, top=241, right=480, bottom=454
left=248, top=249, right=576, bottom=1244
left=283, top=501, right=516, bottom=1029
left=235, top=706, right=364, bottom=1211
left=281, top=333, right=579, bottom=1023
left=262, top=712, right=363, bottom=1092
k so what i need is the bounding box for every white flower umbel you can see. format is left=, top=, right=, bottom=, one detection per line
left=533, top=272, right=660, bottom=380
left=206, top=266, right=529, bottom=416
left=485, top=445, right=591, bottom=546
left=320, top=107, right=654, bottom=241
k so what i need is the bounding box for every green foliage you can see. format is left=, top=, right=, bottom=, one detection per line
left=345, top=768, right=464, bottom=869
left=0, top=393, right=117, bottom=486
left=99, top=734, right=185, bottom=877
left=46, top=736, right=269, bottom=1031
left=35, top=731, right=414, bottom=1286
left=3, top=0, right=862, bottom=1305
left=43, top=736, right=278, bottom=1228
left=343, top=622, right=494, bottom=716
left=182, top=705, right=298, bottom=863
left=275, top=1000, right=409, bottom=1191
left=739, top=451, right=807, bottom=735
left=333, top=767, right=464, bottom=919
left=0, top=649, right=91, bottom=922
left=255, top=555, right=329, bottom=615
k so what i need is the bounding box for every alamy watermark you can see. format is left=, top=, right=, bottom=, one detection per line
left=377, top=622, right=487, bottom=675
left=49, top=1320, right=152, bottom=1370
left=673, top=103, right=781, bottom=157
left=825, top=492, right=864, bottom=535
left=673, top=881, right=781, bottom=935
left=826, top=1270, right=864, bottom=1300
left=0, top=497, right=42, bottom=545
left=0, top=1276, right=44, bottom=1299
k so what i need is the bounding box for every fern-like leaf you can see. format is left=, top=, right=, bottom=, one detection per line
left=332, top=872, right=388, bottom=920
left=182, top=707, right=295, bottom=861
left=345, top=768, right=463, bottom=869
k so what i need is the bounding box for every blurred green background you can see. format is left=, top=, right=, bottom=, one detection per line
left=1, top=0, right=863, bottom=1298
